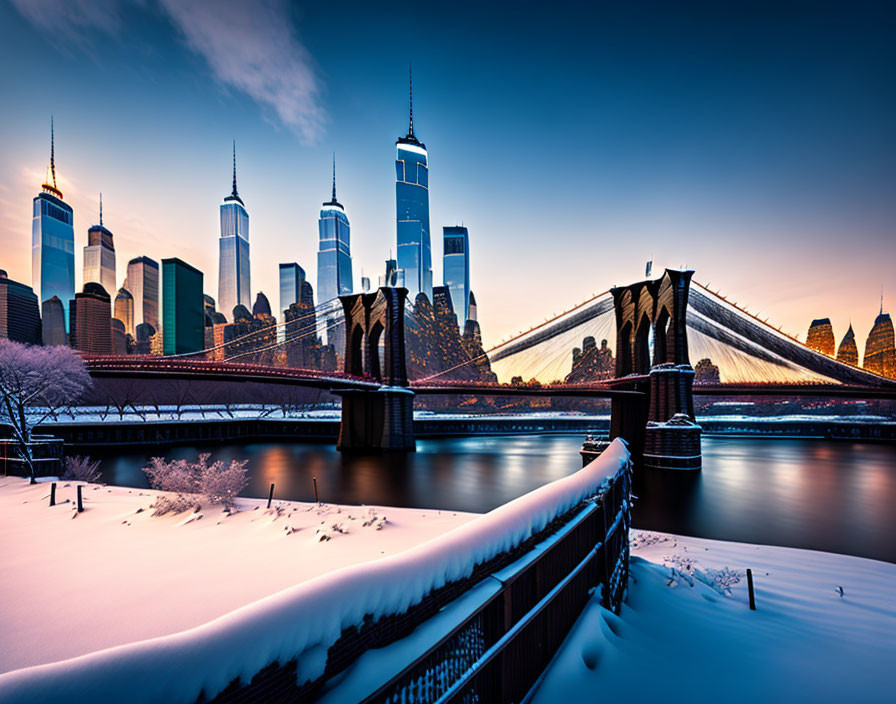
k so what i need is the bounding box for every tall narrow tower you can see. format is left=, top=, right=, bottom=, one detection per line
left=395, top=65, right=432, bottom=300
left=32, top=117, right=75, bottom=330
left=218, top=142, right=250, bottom=322
left=83, top=193, right=116, bottom=295
left=317, top=155, right=353, bottom=352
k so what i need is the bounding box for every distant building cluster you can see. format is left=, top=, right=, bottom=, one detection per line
left=3, top=80, right=489, bottom=381
left=805, top=311, right=896, bottom=379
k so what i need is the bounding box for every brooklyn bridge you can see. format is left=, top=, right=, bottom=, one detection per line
left=76, top=269, right=896, bottom=471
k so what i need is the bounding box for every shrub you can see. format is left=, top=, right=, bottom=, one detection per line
left=63, top=455, right=102, bottom=483
left=142, top=453, right=249, bottom=514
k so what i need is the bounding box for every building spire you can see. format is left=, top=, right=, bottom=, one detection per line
left=408, top=62, right=414, bottom=138
left=41, top=116, right=62, bottom=199
left=224, top=139, right=244, bottom=205
left=232, top=140, right=238, bottom=198
left=324, top=153, right=342, bottom=208
left=99, top=192, right=103, bottom=227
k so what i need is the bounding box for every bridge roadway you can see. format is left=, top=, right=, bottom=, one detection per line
left=82, top=357, right=896, bottom=400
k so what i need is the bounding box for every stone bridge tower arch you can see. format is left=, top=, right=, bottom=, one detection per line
left=336, top=287, right=415, bottom=451
left=610, top=269, right=701, bottom=470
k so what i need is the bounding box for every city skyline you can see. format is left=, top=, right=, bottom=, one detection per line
left=1, top=1, right=893, bottom=356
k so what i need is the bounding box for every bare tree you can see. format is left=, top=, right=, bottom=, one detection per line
left=0, top=341, right=91, bottom=482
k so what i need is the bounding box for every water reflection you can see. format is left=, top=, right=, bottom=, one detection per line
left=94, top=436, right=896, bottom=563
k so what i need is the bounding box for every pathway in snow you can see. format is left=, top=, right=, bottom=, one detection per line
left=0, top=477, right=475, bottom=674
left=532, top=530, right=896, bottom=704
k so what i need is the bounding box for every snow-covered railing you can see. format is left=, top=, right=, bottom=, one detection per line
left=0, top=440, right=630, bottom=704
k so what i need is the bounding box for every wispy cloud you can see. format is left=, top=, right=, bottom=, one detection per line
left=157, top=0, right=325, bottom=142
left=9, top=0, right=326, bottom=142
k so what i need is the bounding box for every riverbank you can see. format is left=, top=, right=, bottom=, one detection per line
left=533, top=530, right=896, bottom=703
left=0, top=476, right=475, bottom=674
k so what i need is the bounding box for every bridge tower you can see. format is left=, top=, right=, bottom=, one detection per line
left=610, top=269, right=701, bottom=470
left=335, top=287, right=415, bottom=451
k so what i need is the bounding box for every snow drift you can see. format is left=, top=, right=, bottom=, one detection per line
left=0, top=440, right=630, bottom=704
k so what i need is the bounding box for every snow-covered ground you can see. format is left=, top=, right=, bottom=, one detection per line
left=0, top=441, right=630, bottom=704
left=0, top=477, right=474, bottom=674
left=532, top=530, right=896, bottom=704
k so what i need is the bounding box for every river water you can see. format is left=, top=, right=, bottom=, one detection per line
left=95, top=435, right=896, bottom=563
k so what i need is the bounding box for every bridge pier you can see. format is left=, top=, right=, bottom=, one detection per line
left=335, top=287, right=416, bottom=452
left=610, top=269, right=702, bottom=471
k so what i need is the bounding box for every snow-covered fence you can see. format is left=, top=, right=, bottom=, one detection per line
left=0, top=440, right=631, bottom=704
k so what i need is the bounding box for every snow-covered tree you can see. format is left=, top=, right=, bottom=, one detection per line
left=142, top=453, right=249, bottom=514
left=0, top=340, right=91, bottom=482
left=63, top=455, right=102, bottom=483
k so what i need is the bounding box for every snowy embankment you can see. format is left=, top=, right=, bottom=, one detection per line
left=0, top=441, right=630, bottom=704
left=532, top=531, right=896, bottom=704
left=0, top=481, right=473, bottom=674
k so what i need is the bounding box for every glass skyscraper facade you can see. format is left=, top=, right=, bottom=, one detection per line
left=395, top=73, right=432, bottom=300
left=32, top=119, right=74, bottom=330
left=126, top=256, right=160, bottom=334
left=279, top=263, right=305, bottom=343
left=317, top=161, right=353, bottom=348
left=218, top=144, right=250, bottom=322
left=162, top=257, right=204, bottom=355
left=83, top=198, right=116, bottom=296
left=442, top=226, right=471, bottom=329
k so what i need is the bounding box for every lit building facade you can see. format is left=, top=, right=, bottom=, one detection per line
left=317, top=160, right=352, bottom=350
left=442, top=226, right=470, bottom=329
left=114, top=287, right=135, bottom=337
left=32, top=119, right=75, bottom=330
left=395, top=72, right=432, bottom=300
left=279, top=263, right=305, bottom=344
left=218, top=143, right=250, bottom=321
left=863, top=311, right=896, bottom=379
left=126, top=256, right=160, bottom=334
left=83, top=195, right=116, bottom=294
left=70, top=282, right=112, bottom=354
left=162, top=257, right=204, bottom=355
left=0, top=270, right=42, bottom=344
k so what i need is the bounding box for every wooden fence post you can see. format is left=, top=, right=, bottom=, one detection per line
left=267, top=483, right=275, bottom=509
left=746, top=568, right=756, bottom=610
left=77, top=485, right=83, bottom=513
left=50, top=482, right=56, bottom=507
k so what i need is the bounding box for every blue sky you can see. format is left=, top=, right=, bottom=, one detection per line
left=0, top=0, right=893, bottom=352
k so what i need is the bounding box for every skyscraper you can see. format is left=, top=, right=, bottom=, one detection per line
left=836, top=324, right=859, bottom=366
left=218, top=142, right=250, bottom=321
left=83, top=194, right=116, bottom=295
left=162, top=258, right=204, bottom=355
left=442, top=226, right=471, bottom=329
left=279, top=263, right=305, bottom=315
left=805, top=318, right=835, bottom=356
left=41, top=297, right=67, bottom=347
left=32, top=118, right=75, bottom=330
left=0, top=270, right=42, bottom=344
left=863, top=309, right=896, bottom=379
left=279, top=263, right=305, bottom=344
left=126, top=256, right=160, bottom=333
left=395, top=68, right=432, bottom=300
left=317, top=157, right=353, bottom=350
left=70, top=283, right=113, bottom=354
left=114, top=287, right=135, bottom=337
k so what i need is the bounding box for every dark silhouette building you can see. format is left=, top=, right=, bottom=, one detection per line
left=41, top=296, right=67, bottom=346
left=70, top=282, right=112, bottom=354
left=0, top=270, right=42, bottom=344
left=694, top=358, right=721, bottom=384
